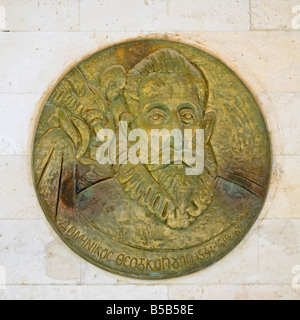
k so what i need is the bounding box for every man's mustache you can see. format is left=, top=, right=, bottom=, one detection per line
left=144, top=148, right=198, bottom=172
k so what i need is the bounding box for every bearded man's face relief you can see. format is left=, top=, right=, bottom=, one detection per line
left=116, top=49, right=217, bottom=229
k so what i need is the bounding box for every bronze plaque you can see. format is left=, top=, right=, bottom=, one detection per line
left=33, top=39, right=271, bottom=279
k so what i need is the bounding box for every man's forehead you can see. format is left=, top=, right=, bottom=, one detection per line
left=139, top=72, right=198, bottom=103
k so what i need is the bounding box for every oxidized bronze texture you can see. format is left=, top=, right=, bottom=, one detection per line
left=32, top=39, right=271, bottom=279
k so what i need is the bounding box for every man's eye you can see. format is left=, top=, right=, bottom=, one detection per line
left=181, top=112, right=194, bottom=123
left=150, top=113, right=164, bottom=121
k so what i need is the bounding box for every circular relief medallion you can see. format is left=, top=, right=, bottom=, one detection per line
left=33, top=39, right=271, bottom=279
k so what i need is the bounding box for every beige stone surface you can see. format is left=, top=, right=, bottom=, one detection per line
left=258, top=219, right=300, bottom=285
left=257, top=94, right=300, bottom=156
left=0, top=285, right=85, bottom=300
left=168, top=284, right=300, bottom=300
left=0, top=0, right=80, bottom=31
left=0, top=220, right=81, bottom=285
left=1, top=31, right=298, bottom=96
left=0, top=4, right=5, bottom=30
left=80, top=0, right=250, bottom=32
left=0, top=156, right=41, bottom=219
left=45, top=239, right=81, bottom=282
left=251, top=0, right=300, bottom=30
left=0, top=0, right=299, bottom=300
left=0, top=284, right=168, bottom=300
left=261, top=156, right=300, bottom=219
left=0, top=32, right=124, bottom=94
left=181, top=31, right=300, bottom=94
left=0, top=95, right=41, bottom=155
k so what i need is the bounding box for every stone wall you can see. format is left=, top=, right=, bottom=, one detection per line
left=0, top=0, right=299, bottom=300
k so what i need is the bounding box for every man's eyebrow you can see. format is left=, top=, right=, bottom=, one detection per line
left=178, top=102, right=197, bottom=113
left=145, top=103, right=168, bottom=113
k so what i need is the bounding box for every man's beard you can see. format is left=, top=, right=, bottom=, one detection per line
left=115, top=144, right=217, bottom=230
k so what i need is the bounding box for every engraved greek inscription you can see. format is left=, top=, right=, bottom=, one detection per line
left=58, top=221, right=114, bottom=262
left=123, top=256, right=130, bottom=268
left=171, top=258, right=180, bottom=270
left=130, top=258, right=138, bottom=269
left=137, top=258, right=146, bottom=272
left=116, top=254, right=125, bottom=266
left=162, top=258, right=171, bottom=270
left=146, top=259, right=155, bottom=271
left=154, top=259, right=162, bottom=271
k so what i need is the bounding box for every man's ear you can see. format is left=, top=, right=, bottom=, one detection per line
left=99, top=65, right=126, bottom=102
left=204, top=111, right=215, bottom=144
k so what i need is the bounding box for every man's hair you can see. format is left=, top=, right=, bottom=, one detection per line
left=124, top=48, right=209, bottom=114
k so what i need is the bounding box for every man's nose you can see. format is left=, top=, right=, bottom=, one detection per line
left=166, top=112, right=182, bottom=131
